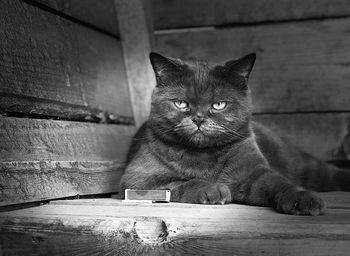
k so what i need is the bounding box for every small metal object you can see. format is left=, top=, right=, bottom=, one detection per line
left=123, top=189, right=171, bottom=203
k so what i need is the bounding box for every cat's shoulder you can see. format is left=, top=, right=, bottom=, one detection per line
left=251, top=120, right=270, bottom=136
left=126, top=121, right=149, bottom=162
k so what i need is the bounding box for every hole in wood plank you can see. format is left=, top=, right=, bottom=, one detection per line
left=133, top=217, right=168, bottom=244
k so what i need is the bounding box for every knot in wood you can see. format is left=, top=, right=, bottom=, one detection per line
left=134, top=217, right=168, bottom=244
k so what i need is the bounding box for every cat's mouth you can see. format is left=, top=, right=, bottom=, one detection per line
left=194, top=128, right=204, bottom=134
left=192, top=129, right=207, bottom=139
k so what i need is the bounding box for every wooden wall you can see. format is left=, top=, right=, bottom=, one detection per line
left=0, top=0, right=138, bottom=206
left=1, top=0, right=349, bottom=205
left=151, top=0, right=350, bottom=162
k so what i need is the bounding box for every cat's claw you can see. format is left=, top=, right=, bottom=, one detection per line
left=274, top=189, right=326, bottom=216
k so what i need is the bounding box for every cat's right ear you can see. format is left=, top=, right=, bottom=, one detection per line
left=149, top=52, right=182, bottom=79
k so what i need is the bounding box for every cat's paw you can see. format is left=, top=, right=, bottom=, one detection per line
left=194, top=183, right=232, bottom=205
left=274, top=189, right=326, bottom=216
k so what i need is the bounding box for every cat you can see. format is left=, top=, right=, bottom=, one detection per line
left=120, top=52, right=350, bottom=215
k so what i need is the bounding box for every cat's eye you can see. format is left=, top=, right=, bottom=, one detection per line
left=174, top=100, right=189, bottom=109
left=212, top=101, right=227, bottom=111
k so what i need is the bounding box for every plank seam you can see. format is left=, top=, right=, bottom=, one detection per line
left=0, top=112, right=134, bottom=126
left=0, top=93, right=135, bottom=125
left=215, top=15, right=350, bottom=29
left=154, top=14, right=350, bottom=33
left=19, top=0, right=120, bottom=40
left=253, top=110, right=350, bottom=116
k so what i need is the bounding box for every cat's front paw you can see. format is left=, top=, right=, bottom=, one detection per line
left=194, top=183, right=232, bottom=205
left=274, top=189, right=326, bottom=215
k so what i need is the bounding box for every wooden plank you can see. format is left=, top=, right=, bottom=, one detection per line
left=47, top=192, right=350, bottom=209
left=155, top=18, right=350, bottom=113
left=254, top=113, right=350, bottom=161
left=0, top=93, right=134, bottom=125
left=0, top=161, right=124, bottom=206
left=1, top=206, right=350, bottom=241
left=32, top=0, right=119, bottom=36
left=0, top=116, right=134, bottom=205
left=152, top=0, right=350, bottom=29
left=0, top=116, right=134, bottom=162
left=1, top=231, right=350, bottom=256
left=0, top=0, right=133, bottom=119
left=114, top=0, right=156, bottom=127
left=1, top=194, right=350, bottom=255
left=3, top=198, right=350, bottom=238
left=321, top=192, right=350, bottom=209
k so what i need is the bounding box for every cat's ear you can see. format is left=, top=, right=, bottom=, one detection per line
left=149, top=52, right=182, bottom=78
left=224, top=53, right=256, bottom=79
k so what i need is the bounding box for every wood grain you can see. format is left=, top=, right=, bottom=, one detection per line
left=48, top=192, right=350, bottom=209
left=30, top=0, right=350, bottom=32
left=1, top=231, right=350, bottom=256
left=254, top=113, right=350, bottom=161
left=0, top=161, right=124, bottom=206
left=152, top=0, right=350, bottom=29
left=32, top=0, right=119, bottom=36
left=155, top=18, right=350, bottom=113
left=0, top=116, right=134, bottom=162
left=1, top=193, right=350, bottom=255
left=0, top=93, right=134, bottom=125
left=114, top=0, right=156, bottom=127
left=0, top=115, right=134, bottom=205
left=3, top=196, right=350, bottom=238
left=0, top=0, right=133, bottom=118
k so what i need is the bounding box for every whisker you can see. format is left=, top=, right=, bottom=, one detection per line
left=226, top=115, right=244, bottom=122
left=215, top=121, right=246, bottom=139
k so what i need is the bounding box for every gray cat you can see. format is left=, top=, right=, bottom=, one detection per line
left=120, top=52, right=350, bottom=215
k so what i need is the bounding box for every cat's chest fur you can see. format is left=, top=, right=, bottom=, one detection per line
left=150, top=142, right=227, bottom=181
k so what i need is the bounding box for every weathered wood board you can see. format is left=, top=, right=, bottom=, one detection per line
left=1, top=192, right=350, bottom=255
left=114, top=0, right=156, bottom=127
left=26, top=0, right=350, bottom=32
left=152, top=0, right=350, bottom=29
left=0, top=161, right=124, bottom=206
left=0, top=0, right=133, bottom=119
left=253, top=113, right=350, bottom=161
left=32, top=0, right=119, bottom=37
left=1, top=231, right=349, bottom=256
left=0, top=116, right=134, bottom=162
left=0, top=93, right=134, bottom=124
left=155, top=18, right=350, bottom=113
left=0, top=116, right=135, bottom=205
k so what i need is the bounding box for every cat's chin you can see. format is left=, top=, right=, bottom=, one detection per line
left=187, top=131, right=214, bottom=148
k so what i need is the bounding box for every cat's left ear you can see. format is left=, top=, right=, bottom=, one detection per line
left=224, top=53, right=256, bottom=79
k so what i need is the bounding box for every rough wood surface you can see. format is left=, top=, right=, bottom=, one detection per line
left=152, top=0, right=350, bottom=29
left=27, top=0, right=350, bottom=32
left=0, top=93, right=134, bottom=125
left=0, top=116, right=134, bottom=162
left=155, top=18, right=350, bottom=113
left=32, top=0, right=119, bottom=36
left=114, top=0, right=156, bottom=127
left=0, top=116, right=134, bottom=205
left=1, top=192, right=350, bottom=255
left=254, top=113, right=350, bottom=161
left=48, top=192, right=350, bottom=209
left=1, top=231, right=349, bottom=256
left=0, top=161, right=124, bottom=206
left=0, top=0, right=133, bottom=118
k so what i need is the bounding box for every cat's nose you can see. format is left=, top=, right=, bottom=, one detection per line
left=192, top=117, right=205, bottom=127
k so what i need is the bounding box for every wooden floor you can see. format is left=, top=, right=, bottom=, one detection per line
left=1, top=192, right=350, bottom=256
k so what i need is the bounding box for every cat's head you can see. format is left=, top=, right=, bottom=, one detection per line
left=148, top=52, right=256, bottom=148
